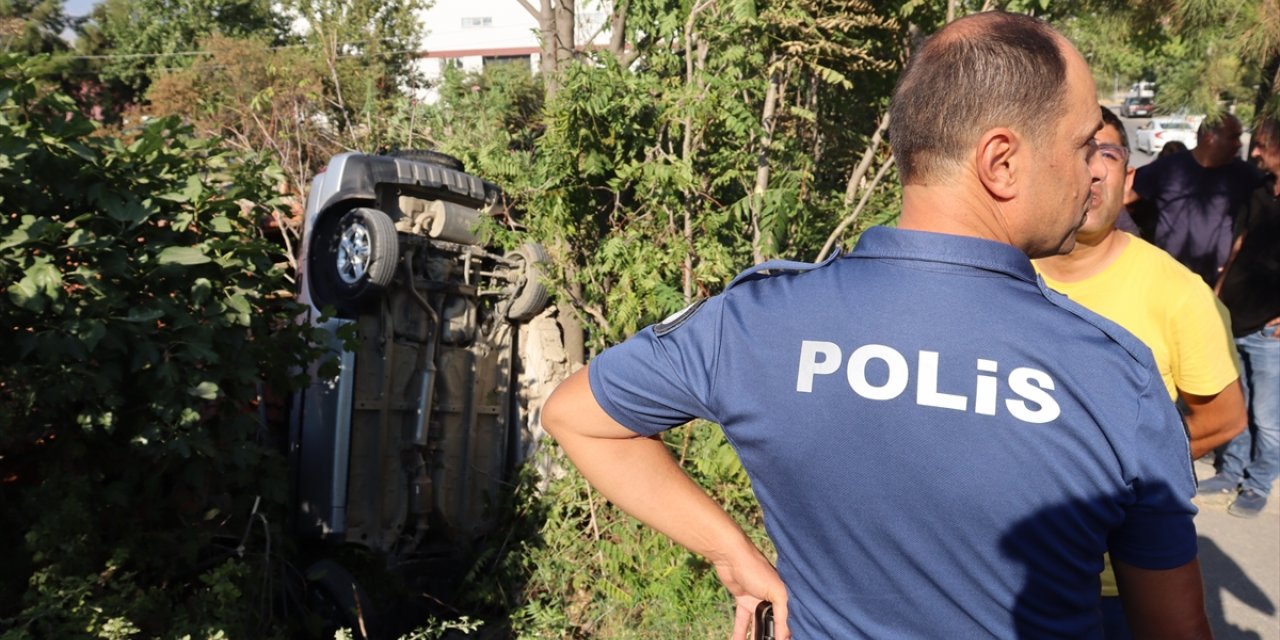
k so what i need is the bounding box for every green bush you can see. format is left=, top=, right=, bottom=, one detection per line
left=0, top=54, right=323, bottom=638
left=495, top=426, right=772, bottom=639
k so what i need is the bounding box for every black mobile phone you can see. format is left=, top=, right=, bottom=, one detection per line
left=753, top=601, right=775, bottom=640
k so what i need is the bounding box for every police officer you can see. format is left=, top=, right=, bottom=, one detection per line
left=543, top=11, right=1211, bottom=639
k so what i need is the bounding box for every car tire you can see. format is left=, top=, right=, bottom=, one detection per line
left=385, top=149, right=466, bottom=172
left=504, top=242, right=551, bottom=322
left=308, top=207, right=400, bottom=318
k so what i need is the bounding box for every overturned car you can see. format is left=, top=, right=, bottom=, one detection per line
left=288, top=151, right=579, bottom=636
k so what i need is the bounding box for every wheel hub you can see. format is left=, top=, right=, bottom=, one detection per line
left=337, top=221, right=371, bottom=284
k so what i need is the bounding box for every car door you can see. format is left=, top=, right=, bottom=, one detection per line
left=1135, top=121, right=1154, bottom=153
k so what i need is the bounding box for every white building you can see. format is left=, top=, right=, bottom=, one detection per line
left=413, top=0, right=609, bottom=101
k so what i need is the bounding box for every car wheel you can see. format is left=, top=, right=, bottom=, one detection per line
left=504, top=242, right=551, bottom=322
left=308, top=207, right=400, bottom=318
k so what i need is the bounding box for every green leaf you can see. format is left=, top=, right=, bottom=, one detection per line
left=1, top=215, right=52, bottom=251
left=182, top=175, right=204, bottom=200
left=157, top=246, right=211, bottom=265
left=226, top=292, right=252, bottom=316
left=160, top=174, right=205, bottom=203
left=184, top=341, right=220, bottom=363
left=65, top=141, right=96, bottom=162
left=226, top=292, right=252, bottom=326
left=191, top=277, right=213, bottom=303
left=7, top=277, right=45, bottom=312
left=124, top=308, right=164, bottom=323
left=92, top=187, right=148, bottom=224
left=188, top=381, right=219, bottom=400
left=728, top=0, right=756, bottom=21
left=209, top=216, right=233, bottom=233
left=73, top=319, right=108, bottom=352
left=8, top=260, right=62, bottom=311
left=64, top=228, right=95, bottom=247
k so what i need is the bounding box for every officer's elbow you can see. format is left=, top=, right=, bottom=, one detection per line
left=541, top=366, right=589, bottom=442
left=542, top=387, right=569, bottom=441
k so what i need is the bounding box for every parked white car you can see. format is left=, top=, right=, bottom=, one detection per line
left=1135, top=117, right=1199, bottom=154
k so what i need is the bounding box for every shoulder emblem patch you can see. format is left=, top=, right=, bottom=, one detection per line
left=654, top=298, right=708, bottom=337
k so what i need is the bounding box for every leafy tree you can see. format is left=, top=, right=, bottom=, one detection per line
left=0, top=0, right=77, bottom=89
left=145, top=34, right=329, bottom=254
left=83, top=0, right=288, bottom=94
left=283, top=0, right=430, bottom=145
left=0, top=0, right=70, bottom=55
left=0, top=54, right=323, bottom=637
left=1051, top=0, right=1278, bottom=118
left=140, top=0, right=431, bottom=251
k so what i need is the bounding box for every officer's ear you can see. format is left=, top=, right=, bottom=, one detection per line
left=975, top=127, right=1019, bottom=200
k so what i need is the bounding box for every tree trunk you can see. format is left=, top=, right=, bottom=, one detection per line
left=518, top=0, right=562, bottom=99
left=750, top=57, right=782, bottom=265
left=555, top=0, right=575, bottom=69
left=609, top=0, right=628, bottom=60
left=679, top=2, right=711, bottom=302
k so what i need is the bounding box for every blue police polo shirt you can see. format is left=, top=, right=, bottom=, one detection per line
left=588, top=226, right=1198, bottom=638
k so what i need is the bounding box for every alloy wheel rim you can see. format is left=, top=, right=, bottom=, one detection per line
left=337, top=221, right=371, bottom=284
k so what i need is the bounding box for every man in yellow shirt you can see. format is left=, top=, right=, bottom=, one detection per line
left=1034, top=106, right=1247, bottom=639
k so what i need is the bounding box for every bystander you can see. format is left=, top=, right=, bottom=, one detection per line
left=1200, top=116, right=1280, bottom=518
left=1129, top=114, right=1263, bottom=285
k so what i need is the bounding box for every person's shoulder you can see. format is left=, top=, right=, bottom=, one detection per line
left=1133, top=154, right=1181, bottom=192
left=1122, top=234, right=1215, bottom=303
left=1136, top=151, right=1182, bottom=173
left=721, top=248, right=844, bottom=294
left=1224, top=157, right=1264, bottom=182
left=1039, top=280, right=1159, bottom=371
left=725, top=257, right=835, bottom=289
left=1244, top=178, right=1280, bottom=221
left=1123, top=235, right=1203, bottom=280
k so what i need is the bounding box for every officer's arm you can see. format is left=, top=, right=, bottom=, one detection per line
left=542, top=366, right=791, bottom=640
left=1113, top=558, right=1212, bottom=639
left=1181, top=379, right=1246, bottom=459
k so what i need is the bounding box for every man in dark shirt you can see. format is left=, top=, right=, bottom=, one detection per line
left=1202, top=116, right=1280, bottom=517
left=1130, top=114, right=1263, bottom=285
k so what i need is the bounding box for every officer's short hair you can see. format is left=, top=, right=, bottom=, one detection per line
left=889, top=12, right=1068, bottom=184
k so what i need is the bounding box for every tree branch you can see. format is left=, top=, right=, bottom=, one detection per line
left=819, top=155, right=896, bottom=262
left=516, top=0, right=539, bottom=20
left=842, top=110, right=890, bottom=206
